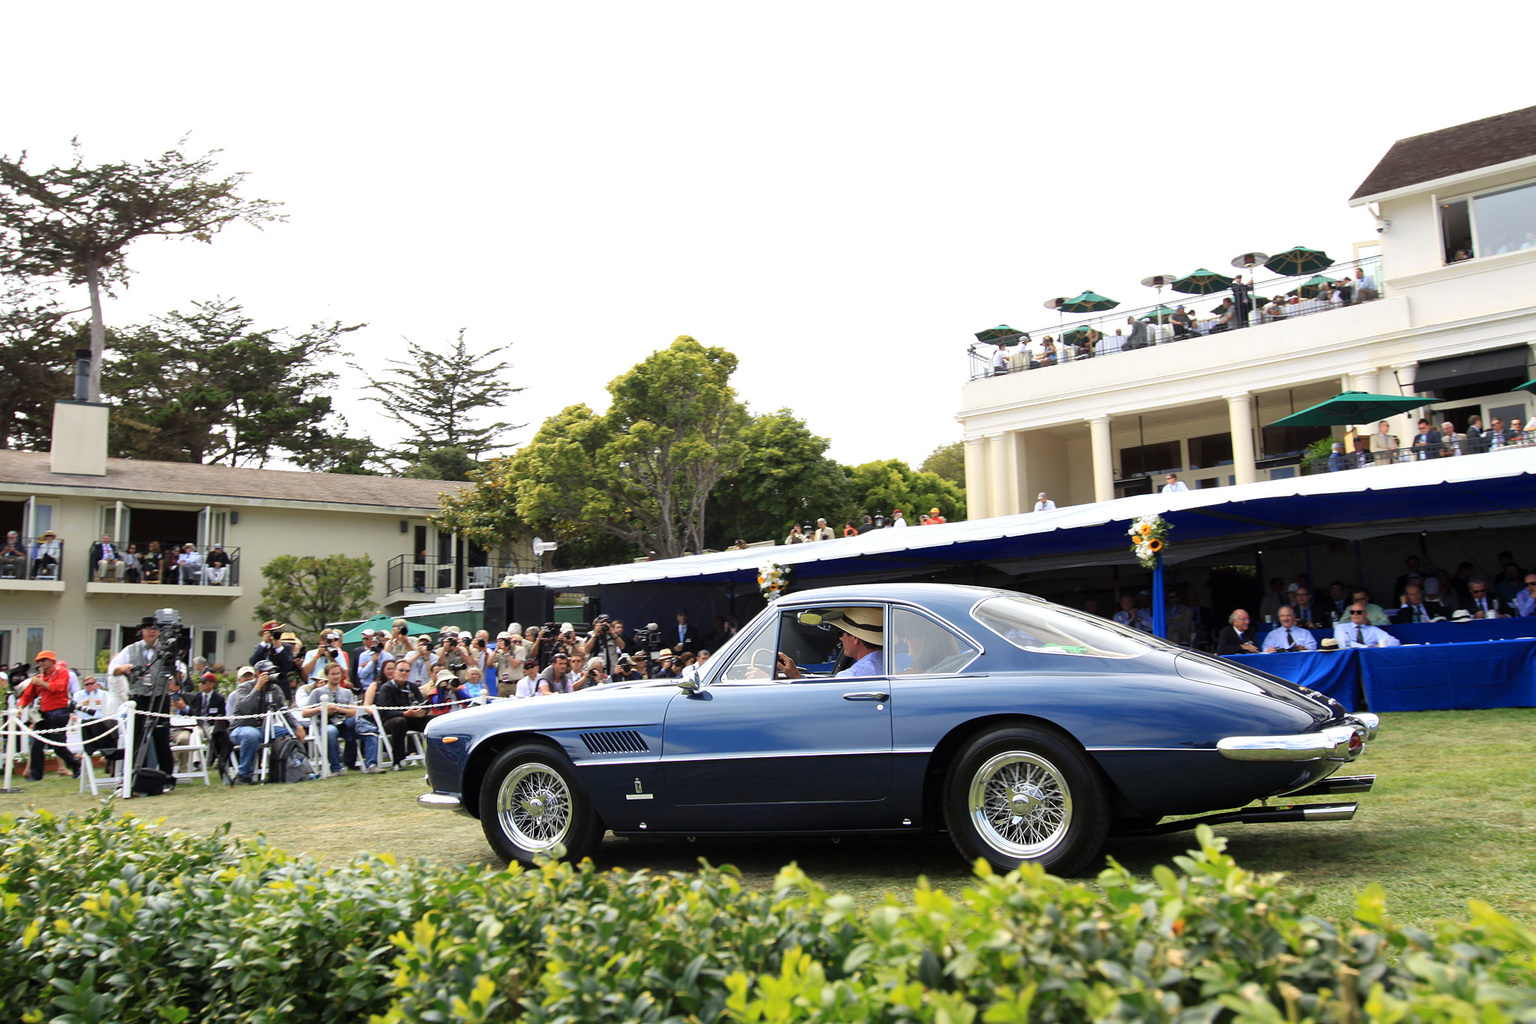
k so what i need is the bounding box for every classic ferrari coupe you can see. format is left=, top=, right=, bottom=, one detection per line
left=419, top=584, right=1378, bottom=873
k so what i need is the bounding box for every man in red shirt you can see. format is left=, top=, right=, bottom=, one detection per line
left=18, top=651, right=81, bottom=781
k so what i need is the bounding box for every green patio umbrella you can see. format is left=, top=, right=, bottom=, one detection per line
left=1170, top=268, right=1234, bottom=295
left=1288, top=274, right=1340, bottom=299
left=1139, top=305, right=1178, bottom=322
left=1061, top=324, right=1097, bottom=347
left=1265, top=246, right=1333, bottom=276
left=974, top=325, right=1022, bottom=344
left=1267, top=391, right=1426, bottom=428
left=1513, top=379, right=1536, bottom=394
left=340, top=614, right=439, bottom=645
left=1058, top=289, right=1119, bottom=313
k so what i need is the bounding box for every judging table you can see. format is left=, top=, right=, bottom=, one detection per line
left=1227, top=636, right=1536, bottom=712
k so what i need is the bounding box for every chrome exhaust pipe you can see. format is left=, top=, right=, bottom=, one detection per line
left=1285, top=774, right=1376, bottom=797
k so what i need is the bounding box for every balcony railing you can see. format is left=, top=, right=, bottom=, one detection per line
left=87, top=545, right=241, bottom=587
left=386, top=554, right=536, bottom=597
left=967, top=256, right=1384, bottom=382
left=0, top=536, right=66, bottom=581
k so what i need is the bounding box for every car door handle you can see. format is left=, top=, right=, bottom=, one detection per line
left=842, top=691, right=889, bottom=702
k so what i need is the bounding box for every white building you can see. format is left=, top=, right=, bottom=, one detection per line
left=959, top=105, right=1536, bottom=516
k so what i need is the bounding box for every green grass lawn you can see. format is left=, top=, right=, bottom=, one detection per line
left=5, top=707, right=1532, bottom=927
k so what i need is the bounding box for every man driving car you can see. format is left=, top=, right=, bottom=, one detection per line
left=775, top=608, right=885, bottom=679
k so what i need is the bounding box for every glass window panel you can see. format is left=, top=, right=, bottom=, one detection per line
left=1440, top=198, right=1471, bottom=262
left=715, top=614, right=779, bottom=682
left=1188, top=433, right=1233, bottom=469
left=25, top=627, right=45, bottom=662
left=1119, top=440, right=1182, bottom=477
left=1471, top=182, right=1536, bottom=256
left=890, top=608, right=979, bottom=675
left=973, top=595, right=1154, bottom=660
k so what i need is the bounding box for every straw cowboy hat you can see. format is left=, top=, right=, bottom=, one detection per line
left=821, top=607, right=884, bottom=646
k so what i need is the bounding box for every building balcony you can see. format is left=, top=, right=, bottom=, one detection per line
left=385, top=554, right=535, bottom=600
left=83, top=546, right=243, bottom=599
left=0, top=535, right=66, bottom=594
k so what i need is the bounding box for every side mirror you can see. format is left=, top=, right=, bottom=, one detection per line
left=677, top=675, right=700, bottom=693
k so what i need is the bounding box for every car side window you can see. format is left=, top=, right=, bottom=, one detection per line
left=715, top=614, right=780, bottom=682
left=891, top=608, right=979, bottom=675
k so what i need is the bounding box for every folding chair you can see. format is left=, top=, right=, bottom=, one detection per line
left=168, top=715, right=211, bottom=787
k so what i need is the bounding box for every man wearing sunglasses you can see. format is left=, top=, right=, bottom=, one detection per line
left=1514, top=576, right=1536, bottom=618
left=1333, top=605, right=1402, bottom=649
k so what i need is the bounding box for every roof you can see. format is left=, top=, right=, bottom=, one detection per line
left=0, top=449, right=466, bottom=511
left=1351, top=105, right=1536, bottom=201
left=517, top=448, right=1536, bottom=589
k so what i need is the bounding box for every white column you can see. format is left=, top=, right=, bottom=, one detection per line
left=1226, top=392, right=1257, bottom=485
left=987, top=434, right=1011, bottom=517
left=1088, top=416, right=1114, bottom=503
left=963, top=437, right=987, bottom=520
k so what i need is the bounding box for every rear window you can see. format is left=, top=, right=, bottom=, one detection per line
left=973, top=595, right=1155, bottom=659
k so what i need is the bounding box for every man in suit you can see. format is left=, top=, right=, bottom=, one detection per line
left=1335, top=604, right=1402, bottom=648
left=1229, top=274, right=1251, bottom=329
left=1215, top=609, right=1259, bottom=655
left=1465, top=577, right=1505, bottom=619
left=1464, top=415, right=1486, bottom=453
left=1410, top=419, right=1443, bottom=460
left=1393, top=582, right=1444, bottom=624
left=1123, top=315, right=1151, bottom=350
left=184, top=671, right=232, bottom=775
left=673, top=611, right=697, bottom=654
left=90, top=534, right=124, bottom=581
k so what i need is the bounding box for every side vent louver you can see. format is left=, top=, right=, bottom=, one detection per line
left=580, top=729, right=650, bottom=754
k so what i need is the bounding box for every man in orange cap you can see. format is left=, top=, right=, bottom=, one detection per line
left=927, top=507, right=946, bottom=524
left=18, top=651, right=81, bottom=781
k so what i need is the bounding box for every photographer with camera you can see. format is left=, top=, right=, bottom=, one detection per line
left=383, top=618, right=412, bottom=660
left=229, top=662, right=306, bottom=784
left=109, top=610, right=188, bottom=793
left=580, top=614, right=626, bottom=675
left=302, top=629, right=350, bottom=688
left=17, top=651, right=82, bottom=781
left=352, top=629, right=389, bottom=691
left=436, top=628, right=470, bottom=682
left=251, top=621, right=300, bottom=701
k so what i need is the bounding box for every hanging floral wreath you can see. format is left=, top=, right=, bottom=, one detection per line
left=758, top=560, right=793, bottom=602
left=1127, top=514, right=1172, bottom=569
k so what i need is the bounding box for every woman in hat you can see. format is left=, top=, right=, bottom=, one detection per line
left=30, top=530, right=61, bottom=578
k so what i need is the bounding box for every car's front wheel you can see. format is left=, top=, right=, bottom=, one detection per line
left=944, top=725, right=1108, bottom=875
left=479, top=743, right=602, bottom=865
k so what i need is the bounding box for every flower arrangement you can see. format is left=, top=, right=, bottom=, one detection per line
left=1127, top=514, right=1172, bottom=569
left=758, top=559, right=793, bottom=601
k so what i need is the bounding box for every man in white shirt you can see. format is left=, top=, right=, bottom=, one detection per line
left=1033, top=492, right=1057, bottom=512
left=1261, top=607, right=1317, bottom=652
left=1161, top=474, right=1189, bottom=494
left=1333, top=604, right=1402, bottom=648
left=890, top=510, right=908, bottom=527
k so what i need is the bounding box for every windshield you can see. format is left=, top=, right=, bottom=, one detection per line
left=973, top=594, right=1164, bottom=659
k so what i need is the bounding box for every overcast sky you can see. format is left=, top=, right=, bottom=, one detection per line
left=7, top=3, right=1534, bottom=468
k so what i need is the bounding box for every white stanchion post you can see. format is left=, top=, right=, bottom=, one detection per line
left=120, top=700, right=137, bottom=800
left=1, top=697, right=17, bottom=793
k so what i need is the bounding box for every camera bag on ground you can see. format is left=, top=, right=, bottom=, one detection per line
left=129, top=733, right=173, bottom=796
left=267, top=734, right=314, bottom=783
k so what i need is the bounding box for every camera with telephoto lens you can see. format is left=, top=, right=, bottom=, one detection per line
left=631, top=627, right=660, bottom=650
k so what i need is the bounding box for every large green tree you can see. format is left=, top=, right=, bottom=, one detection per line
left=254, top=553, right=375, bottom=639
left=920, top=440, right=966, bottom=488
left=361, top=329, right=520, bottom=473
left=846, top=458, right=967, bottom=523
left=0, top=289, right=73, bottom=450
left=705, top=409, right=854, bottom=547
left=103, top=297, right=360, bottom=466
left=440, top=337, right=747, bottom=561
left=0, top=139, right=282, bottom=400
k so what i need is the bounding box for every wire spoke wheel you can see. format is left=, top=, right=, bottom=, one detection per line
left=496, top=762, right=572, bottom=851
left=968, top=751, right=1072, bottom=859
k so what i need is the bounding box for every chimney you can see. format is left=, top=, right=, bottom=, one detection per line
left=50, top=349, right=109, bottom=477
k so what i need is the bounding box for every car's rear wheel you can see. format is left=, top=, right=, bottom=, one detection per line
left=480, top=743, right=602, bottom=865
left=944, top=725, right=1108, bottom=875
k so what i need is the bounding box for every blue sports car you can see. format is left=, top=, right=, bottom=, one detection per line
left=419, top=584, right=1378, bottom=874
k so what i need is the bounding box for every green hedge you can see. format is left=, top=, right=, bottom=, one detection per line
left=1, top=808, right=1532, bottom=1022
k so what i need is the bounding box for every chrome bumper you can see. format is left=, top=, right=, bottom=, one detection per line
left=418, top=792, right=468, bottom=814
left=1218, top=713, right=1379, bottom=763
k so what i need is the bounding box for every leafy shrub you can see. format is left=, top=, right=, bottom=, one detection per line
left=0, top=809, right=1531, bottom=1023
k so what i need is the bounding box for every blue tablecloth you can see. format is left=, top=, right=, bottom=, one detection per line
left=1228, top=638, right=1536, bottom=713
left=1360, top=638, right=1536, bottom=712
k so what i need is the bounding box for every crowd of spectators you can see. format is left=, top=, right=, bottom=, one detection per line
left=780, top=508, right=951, bottom=546
left=1095, top=549, right=1533, bottom=658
